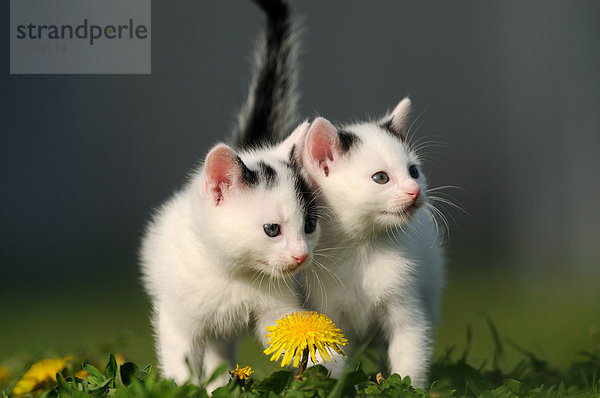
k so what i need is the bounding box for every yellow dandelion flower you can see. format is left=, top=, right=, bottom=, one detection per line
left=13, top=356, right=71, bottom=395
left=0, top=365, right=11, bottom=383
left=74, top=369, right=89, bottom=380
left=264, top=311, right=347, bottom=370
left=229, top=364, right=254, bottom=380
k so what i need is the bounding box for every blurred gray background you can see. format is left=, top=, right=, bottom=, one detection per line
left=2, top=1, right=599, bottom=283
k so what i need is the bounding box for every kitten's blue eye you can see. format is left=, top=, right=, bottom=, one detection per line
left=304, top=218, right=317, bottom=234
left=371, top=172, right=389, bottom=184
left=263, top=224, right=281, bottom=237
left=409, top=165, right=419, bottom=179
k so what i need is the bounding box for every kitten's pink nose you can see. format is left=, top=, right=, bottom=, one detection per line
left=404, top=180, right=420, bottom=201
left=292, top=253, right=308, bottom=265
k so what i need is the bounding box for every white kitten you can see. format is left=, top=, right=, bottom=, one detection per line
left=294, top=98, right=445, bottom=388
left=140, top=142, right=320, bottom=388
left=139, top=0, right=311, bottom=389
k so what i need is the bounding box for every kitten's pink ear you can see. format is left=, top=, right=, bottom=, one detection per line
left=204, top=144, right=242, bottom=205
left=304, top=117, right=339, bottom=177
left=383, top=97, right=412, bottom=139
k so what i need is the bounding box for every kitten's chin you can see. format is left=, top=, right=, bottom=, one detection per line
left=377, top=203, right=419, bottom=225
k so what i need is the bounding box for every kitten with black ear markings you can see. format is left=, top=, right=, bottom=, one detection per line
left=294, top=98, right=445, bottom=388
left=140, top=0, right=315, bottom=389
left=140, top=140, right=319, bottom=388
left=225, top=1, right=446, bottom=383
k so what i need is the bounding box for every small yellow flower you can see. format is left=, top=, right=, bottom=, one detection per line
left=74, top=369, right=89, bottom=380
left=13, top=356, right=71, bottom=395
left=229, top=364, right=254, bottom=380
left=0, top=365, right=11, bottom=383
left=264, top=311, right=347, bottom=368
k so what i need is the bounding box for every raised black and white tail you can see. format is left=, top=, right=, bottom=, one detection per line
left=230, top=0, right=299, bottom=149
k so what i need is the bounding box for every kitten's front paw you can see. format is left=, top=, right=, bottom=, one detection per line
left=205, top=372, right=231, bottom=394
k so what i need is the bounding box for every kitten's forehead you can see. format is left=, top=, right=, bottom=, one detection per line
left=342, top=122, right=415, bottom=163
left=239, top=150, right=315, bottom=220
left=237, top=154, right=279, bottom=188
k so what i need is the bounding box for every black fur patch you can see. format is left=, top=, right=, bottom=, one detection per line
left=288, top=160, right=317, bottom=221
left=257, top=161, right=277, bottom=187
left=237, top=157, right=281, bottom=188
left=237, top=156, right=259, bottom=186
left=288, top=144, right=297, bottom=165
left=380, top=118, right=404, bottom=140
left=234, top=0, right=294, bottom=148
left=338, top=129, right=360, bottom=152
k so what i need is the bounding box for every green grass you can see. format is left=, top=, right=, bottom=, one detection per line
left=1, top=340, right=599, bottom=397
left=436, top=265, right=600, bottom=371
left=1, top=263, right=599, bottom=396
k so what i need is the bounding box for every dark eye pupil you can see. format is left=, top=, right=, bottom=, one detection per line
left=263, top=223, right=281, bottom=237
left=371, top=172, right=389, bottom=184
left=409, top=165, right=419, bottom=179
left=304, top=218, right=317, bottom=234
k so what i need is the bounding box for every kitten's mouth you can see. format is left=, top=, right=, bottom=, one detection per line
left=380, top=203, right=418, bottom=218
left=258, top=259, right=306, bottom=276
left=285, top=262, right=303, bottom=273
left=284, top=256, right=311, bottom=274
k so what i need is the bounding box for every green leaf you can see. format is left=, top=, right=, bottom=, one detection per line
left=500, top=378, right=522, bottom=394
left=38, top=390, right=58, bottom=398
left=479, top=313, right=505, bottom=370
left=343, top=368, right=368, bottom=386
left=283, top=390, right=304, bottom=398
left=303, top=364, right=329, bottom=377
left=87, top=375, right=103, bottom=386
left=401, top=375, right=412, bottom=387
left=251, top=370, right=293, bottom=394
left=129, top=377, right=146, bottom=396
left=105, top=354, right=117, bottom=382
left=385, top=373, right=405, bottom=387
left=205, top=362, right=229, bottom=386
left=88, top=377, right=112, bottom=392
left=82, top=363, right=105, bottom=381
left=461, top=323, right=473, bottom=362
left=341, top=368, right=368, bottom=397
left=55, top=373, right=70, bottom=391
left=211, top=385, right=241, bottom=398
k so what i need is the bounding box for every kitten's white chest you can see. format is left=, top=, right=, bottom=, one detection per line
left=361, top=250, right=406, bottom=298
left=316, top=244, right=410, bottom=337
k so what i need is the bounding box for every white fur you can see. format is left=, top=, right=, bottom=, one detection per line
left=140, top=145, right=319, bottom=390
left=293, top=98, right=445, bottom=388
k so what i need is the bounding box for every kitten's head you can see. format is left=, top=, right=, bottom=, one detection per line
left=194, top=143, right=319, bottom=278
left=298, top=97, right=427, bottom=236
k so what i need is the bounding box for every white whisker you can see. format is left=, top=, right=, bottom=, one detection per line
left=312, top=256, right=346, bottom=291
left=428, top=195, right=469, bottom=216
left=404, top=107, right=427, bottom=145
